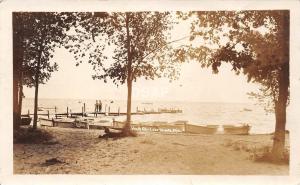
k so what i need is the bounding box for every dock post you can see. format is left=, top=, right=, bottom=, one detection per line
left=28, top=109, right=30, bottom=116
left=67, top=107, right=69, bottom=118
left=55, top=106, right=57, bottom=113
left=136, top=106, right=138, bottom=112
left=47, top=110, right=50, bottom=119
left=82, top=106, right=84, bottom=117
left=118, top=107, right=120, bottom=116
left=83, top=103, right=86, bottom=113
left=95, top=107, right=97, bottom=117
left=184, top=122, right=187, bottom=133
left=108, top=106, right=110, bottom=116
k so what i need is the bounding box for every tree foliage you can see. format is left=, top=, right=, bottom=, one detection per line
left=13, top=12, right=74, bottom=129
left=66, top=12, right=178, bottom=84
left=177, top=10, right=289, bottom=161
left=14, top=12, right=74, bottom=87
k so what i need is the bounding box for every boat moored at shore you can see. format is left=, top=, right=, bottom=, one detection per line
left=223, top=124, right=251, bottom=135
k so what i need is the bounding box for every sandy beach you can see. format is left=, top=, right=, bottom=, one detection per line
left=13, top=127, right=289, bottom=175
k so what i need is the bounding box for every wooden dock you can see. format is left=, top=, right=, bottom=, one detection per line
left=22, top=105, right=183, bottom=119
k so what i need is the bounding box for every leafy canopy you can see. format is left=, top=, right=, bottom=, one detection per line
left=65, top=12, right=179, bottom=85
left=14, top=12, right=74, bottom=87
left=176, top=11, right=289, bottom=110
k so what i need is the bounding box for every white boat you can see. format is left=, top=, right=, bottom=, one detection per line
left=39, top=118, right=54, bottom=127
left=20, top=116, right=32, bottom=126
left=53, top=118, right=75, bottom=128
left=223, top=124, right=251, bottom=135
left=88, top=118, right=113, bottom=129
left=184, top=124, right=218, bottom=134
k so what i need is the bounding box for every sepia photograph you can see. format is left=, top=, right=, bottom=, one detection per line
left=1, top=0, right=300, bottom=185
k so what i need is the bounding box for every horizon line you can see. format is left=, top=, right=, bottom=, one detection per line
left=23, top=97, right=253, bottom=104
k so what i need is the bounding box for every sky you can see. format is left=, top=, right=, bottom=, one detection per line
left=22, top=14, right=261, bottom=103
left=23, top=47, right=260, bottom=103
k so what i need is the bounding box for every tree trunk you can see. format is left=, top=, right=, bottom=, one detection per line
left=271, top=11, right=289, bottom=161
left=13, top=13, right=22, bottom=130
left=272, top=62, right=289, bottom=161
left=32, top=47, right=43, bottom=130
left=13, top=78, right=20, bottom=130
left=18, top=72, right=24, bottom=122
left=123, top=12, right=133, bottom=134
left=33, top=69, right=40, bottom=130
left=124, top=78, right=133, bottom=132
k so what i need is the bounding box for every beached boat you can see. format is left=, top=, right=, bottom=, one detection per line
left=39, top=118, right=54, bottom=127
left=20, top=116, right=32, bottom=126
left=184, top=124, right=218, bottom=134
left=53, top=118, right=75, bottom=128
left=112, top=120, right=183, bottom=133
left=74, top=121, right=89, bottom=129
left=88, top=118, right=113, bottom=129
left=223, top=124, right=251, bottom=135
left=40, top=117, right=89, bottom=128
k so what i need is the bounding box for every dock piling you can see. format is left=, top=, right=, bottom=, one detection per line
left=94, top=107, right=97, bottom=117
left=67, top=107, right=69, bottom=118
left=47, top=110, right=50, bottom=119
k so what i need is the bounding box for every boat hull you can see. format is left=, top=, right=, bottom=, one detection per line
left=21, top=117, right=32, bottom=126
left=39, top=118, right=54, bottom=127
left=185, top=124, right=218, bottom=134
left=53, top=119, right=75, bottom=128
left=223, top=125, right=250, bottom=135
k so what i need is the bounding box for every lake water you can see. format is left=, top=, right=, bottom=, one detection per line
left=22, top=98, right=278, bottom=134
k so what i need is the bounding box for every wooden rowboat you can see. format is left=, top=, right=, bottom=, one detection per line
left=39, top=118, right=54, bottom=127
left=21, top=116, right=32, bottom=126
left=53, top=118, right=75, bottom=128
left=223, top=124, right=251, bottom=135
left=184, top=124, right=218, bottom=134
left=40, top=118, right=88, bottom=128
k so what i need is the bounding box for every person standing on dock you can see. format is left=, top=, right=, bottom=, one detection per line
left=95, top=100, right=99, bottom=112
left=99, top=100, right=102, bottom=113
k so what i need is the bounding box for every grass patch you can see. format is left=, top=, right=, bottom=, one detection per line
left=223, top=139, right=289, bottom=164
left=250, top=146, right=289, bottom=164
left=14, top=127, right=55, bottom=144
